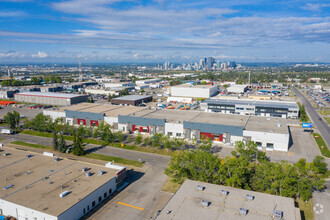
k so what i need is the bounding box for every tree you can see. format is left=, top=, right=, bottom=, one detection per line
left=52, top=129, right=59, bottom=151
left=135, top=133, right=143, bottom=144
left=58, top=133, right=67, bottom=153
left=4, top=111, right=20, bottom=130
left=313, top=156, right=328, bottom=174
left=72, top=129, right=85, bottom=156
left=107, top=93, right=111, bottom=102
left=232, top=141, right=257, bottom=161
left=256, top=151, right=268, bottom=163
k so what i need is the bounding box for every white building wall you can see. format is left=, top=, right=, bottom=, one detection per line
left=171, top=87, right=213, bottom=98
left=243, top=130, right=289, bottom=151
left=0, top=199, right=57, bottom=220
left=58, top=177, right=117, bottom=220
left=165, top=123, right=184, bottom=137
left=230, top=135, right=243, bottom=144
left=104, top=116, right=118, bottom=126
left=43, top=110, right=66, bottom=121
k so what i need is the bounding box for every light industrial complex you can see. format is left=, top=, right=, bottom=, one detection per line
left=170, top=83, right=219, bottom=98
left=0, top=147, right=126, bottom=220
left=156, top=179, right=301, bottom=220
left=14, top=92, right=89, bottom=106
left=201, top=99, right=299, bottom=119
left=44, top=103, right=292, bottom=151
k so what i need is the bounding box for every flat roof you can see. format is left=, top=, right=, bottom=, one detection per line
left=172, top=83, right=217, bottom=89
left=204, top=98, right=299, bottom=109
left=157, top=179, right=299, bottom=220
left=14, top=92, right=86, bottom=99
left=0, top=147, right=117, bottom=217
left=112, top=95, right=152, bottom=101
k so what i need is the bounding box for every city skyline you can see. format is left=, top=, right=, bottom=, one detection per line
left=0, top=0, right=329, bottom=63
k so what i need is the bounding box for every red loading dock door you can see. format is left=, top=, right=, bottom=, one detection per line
left=201, top=132, right=223, bottom=142
left=132, top=125, right=149, bottom=133
left=90, top=120, right=99, bottom=126
left=77, top=119, right=86, bottom=125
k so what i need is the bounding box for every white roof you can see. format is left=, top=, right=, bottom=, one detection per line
left=15, top=92, right=85, bottom=99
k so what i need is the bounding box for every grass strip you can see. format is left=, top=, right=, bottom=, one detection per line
left=84, top=153, right=144, bottom=167
left=161, top=178, right=182, bottom=193
left=11, top=140, right=53, bottom=151
left=313, top=133, right=330, bottom=158
left=296, top=198, right=314, bottom=220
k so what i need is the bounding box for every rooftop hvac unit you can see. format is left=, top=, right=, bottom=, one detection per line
left=3, top=153, right=9, bottom=156
left=273, top=210, right=283, bottom=220
left=59, top=191, right=70, bottom=198
left=26, top=154, right=32, bottom=158
left=86, top=172, right=92, bottom=177
left=246, top=195, right=255, bottom=201
left=54, top=157, right=60, bottom=161
left=201, top=200, right=210, bottom=207
left=98, top=170, right=104, bottom=175
left=239, top=208, right=248, bottom=216
left=221, top=190, right=229, bottom=196
left=196, top=185, right=205, bottom=191
left=82, top=167, right=88, bottom=172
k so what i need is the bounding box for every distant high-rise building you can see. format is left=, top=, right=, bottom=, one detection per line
left=207, top=57, right=213, bottom=70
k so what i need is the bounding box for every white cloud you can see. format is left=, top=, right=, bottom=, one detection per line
left=32, top=51, right=49, bottom=58
left=0, top=10, right=27, bottom=17
left=301, top=3, right=330, bottom=12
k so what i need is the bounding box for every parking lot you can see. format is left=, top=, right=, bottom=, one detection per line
left=0, top=105, right=43, bottom=119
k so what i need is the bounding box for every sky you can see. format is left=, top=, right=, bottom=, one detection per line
left=0, top=0, right=329, bottom=63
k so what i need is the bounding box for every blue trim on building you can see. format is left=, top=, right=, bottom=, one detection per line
left=183, top=121, right=243, bottom=136
left=118, top=115, right=165, bottom=126
left=65, top=110, right=104, bottom=121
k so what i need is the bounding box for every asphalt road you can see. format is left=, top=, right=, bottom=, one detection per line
left=291, top=86, right=330, bottom=148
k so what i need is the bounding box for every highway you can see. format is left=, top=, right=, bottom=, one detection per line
left=291, top=86, right=330, bottom=148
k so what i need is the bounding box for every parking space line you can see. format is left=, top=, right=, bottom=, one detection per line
left=117, top=202, right=144, bottom=210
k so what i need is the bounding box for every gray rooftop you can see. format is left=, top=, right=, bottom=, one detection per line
left=157, top=179, right=300, bottom=220
left=204, top=98, right=299, bottom=109
left=112, top=95, right=152, bottom=101
left=14, top=92, right=85, bottom=98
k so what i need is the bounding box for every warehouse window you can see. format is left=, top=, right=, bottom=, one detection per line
left=83, top=208, right=86, bottom=214
left=176, top=133, right=181, bottom=137
left=236, top=107, right=244, bottom=110
left=167, top=132, right=173, bottom=136
left=109, top=188, right=112, bottom=194
left=99, top=196, right=102, bottom=202
left=104, top=192, right=107, bottom=198
left=92, top=201, right=95, bottom=207
left=266, top=143, right=274, bottom=149
left=87, top=205, right=90, bottom=211
left=256, top=142, right=262, bottom=147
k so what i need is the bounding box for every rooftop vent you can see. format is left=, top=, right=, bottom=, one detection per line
left=239, top=208, right=248, bottom=216
left=277, top=123, right=282, bottom=127
left=82, top=167, right=88, bottom=172
left=201, top=200, right=210, bottom=207
left=3, top=184, right=14, bottom=190
left=273, top=210, right=283, bottom=220
left=246, top=195, right=254, bottom=201
left=25, top=170, right=31, bottom=175
left=54, top=157, right=60, bottom=161
left=59, top=191, right=70, bottom=198
left=196, top=185, right=205, bottom=191
left=166, top=210, right=172, bottom=214
left=86, top=172, right=92, bottom=177
left=3, top=153, right=9, bottom=156
left=98, top=170, right=104, bottom=175
left=221, top=190, right=229, bottom=196
left=26, top=154, right=32, bottom=158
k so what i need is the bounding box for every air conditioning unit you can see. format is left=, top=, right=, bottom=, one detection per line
left=246, top=195, right=255, bottom=201
left=221, top=190, right=229, bottom=196
left=201, top=200, right=210, bottom=207
left=196, top=185, right=205, bottom=191
left=239, top=208, right=248, bottom=216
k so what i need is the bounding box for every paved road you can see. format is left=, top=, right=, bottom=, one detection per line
left=313, top=180, right=330, bottom=220
left=291, top=86, right=330, bottom=147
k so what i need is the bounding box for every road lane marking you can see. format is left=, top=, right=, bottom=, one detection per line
left=117, top=202, right=144, bottom=210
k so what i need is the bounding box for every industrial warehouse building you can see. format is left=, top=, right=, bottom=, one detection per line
left=110, top=95, right=153, bottom=106
left=44, top=103, right=292, bottom=151
left=156, top=179, right=301, bottom=220
left=14, top=92, right=89, bottom=106
left=201, top=99, right=299, bottom=119
left=135, top=78, right=162, bottom=85
left=0, top=147, right=126, bottom=220
left=170, top=83, right=219, bottom=98
left=227, top=84, right=249, bottom=94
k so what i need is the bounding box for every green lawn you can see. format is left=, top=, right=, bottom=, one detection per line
left=324, top=117, right=330, bottom=124
left=111, top=142, right=174, bottom=156
left=21, top=130, right=106, bottom=145
left=313, top=133, right=330, bottom=158
left=319, top=110, right=330, bottom=115
left=161, top=178, right=182, bottom=193
left=297, top=198, right=314, bottom=220
left=22, top=129, right=174, bottom=156
left=11, top=140, right=53, bottom=151
left=84, top=153, right=144, bottom=167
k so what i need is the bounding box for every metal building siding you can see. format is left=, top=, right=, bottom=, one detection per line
left=183, top=121, right=243, bottom=136
left=65, top=110, right=105, bottom=121
left=118, top=115, right=165, bottom=127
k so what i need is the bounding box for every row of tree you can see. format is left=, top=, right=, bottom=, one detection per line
left=1, top=77, right=41, bottom=87
left=165, top=141, right=327, bottom=201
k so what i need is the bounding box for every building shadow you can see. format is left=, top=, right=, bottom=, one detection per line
left=84, top=145, right=106, bottom=154
left=80, top=168, right=145, bottom=219
left=288, top=126, right=294, bottom=150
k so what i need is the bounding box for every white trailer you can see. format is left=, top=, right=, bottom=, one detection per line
left=1, top=129, right=13, bottom=135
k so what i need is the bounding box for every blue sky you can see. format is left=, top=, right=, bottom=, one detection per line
left=0, top=0, right=329, bottom=63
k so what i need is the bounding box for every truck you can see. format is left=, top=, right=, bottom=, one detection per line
left=1, top=129, right=13, bottom=135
